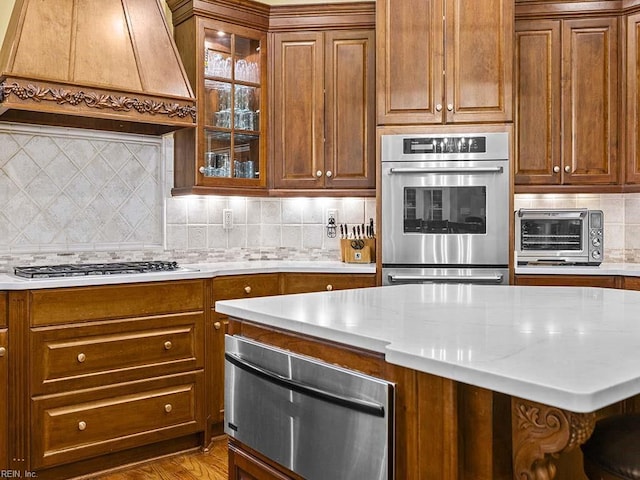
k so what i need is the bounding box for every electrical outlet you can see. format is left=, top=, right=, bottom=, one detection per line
left=223, top=209, right=233, bottom=230
left=326, top=209, right=338, bottom=224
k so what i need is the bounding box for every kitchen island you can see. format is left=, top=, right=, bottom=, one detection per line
left=216, top=283, right=640, bottom=480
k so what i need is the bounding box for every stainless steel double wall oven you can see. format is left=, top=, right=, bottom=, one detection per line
left=381, top=132, right=510, bottom=285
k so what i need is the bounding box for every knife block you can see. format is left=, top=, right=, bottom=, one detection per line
left=340, top=238, right=375, bottom=264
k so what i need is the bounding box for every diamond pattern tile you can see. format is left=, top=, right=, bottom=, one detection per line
left=0, top=124, right=164, bottom=252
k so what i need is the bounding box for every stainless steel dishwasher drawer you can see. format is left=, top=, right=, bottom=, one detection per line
left=225, top=335, right=394, bottom=480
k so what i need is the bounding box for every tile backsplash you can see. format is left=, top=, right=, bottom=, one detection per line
left=0, top=122, right=374, bottom=272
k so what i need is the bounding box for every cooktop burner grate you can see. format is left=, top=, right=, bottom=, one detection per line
left=14, top=261, right=179, bottom=279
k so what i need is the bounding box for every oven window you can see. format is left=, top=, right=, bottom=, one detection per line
left=520, top=219, right=583, bottom=251
left=403, top=187, right=487, bottom=234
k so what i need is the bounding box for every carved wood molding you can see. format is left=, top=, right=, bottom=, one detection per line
left=1, top=82, right=196, bottom=121
left=512, top=397, right=596, bottom=480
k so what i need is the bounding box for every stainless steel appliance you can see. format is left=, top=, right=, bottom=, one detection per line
left=381, top=132, right=510, bottom=285
left=224, top=335, right=394, bottom=480
left=515, top=208, right=604, bottom=265
left=13, top=261, right=180, bottom=278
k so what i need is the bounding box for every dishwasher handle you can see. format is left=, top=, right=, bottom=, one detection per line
left=225, top=352, right=385, bottom=418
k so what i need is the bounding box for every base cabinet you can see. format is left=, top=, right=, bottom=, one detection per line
left=514, top=275, right=619, bottom=288
left=627, top=12, right=640, bottom=184
left=229, top=442, right=298, bottom=480
left=0, top=293, right=6, bottom=470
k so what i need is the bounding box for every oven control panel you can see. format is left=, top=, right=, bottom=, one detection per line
left=404, top=136, right=487, bottom=154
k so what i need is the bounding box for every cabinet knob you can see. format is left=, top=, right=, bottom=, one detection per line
left=326, top=170, right=332, bottom=178
left=77, top=353, right=86, bottom=363
left=435, top=104, right=443, bottom=112
left=316, top=170, right=323, bottom=178
left=564, top=165, right=571, bottom=173
left=78, top=421, right=87, bottom=431
left=199, top=166, right=206, bottom=174
left=326, top=284, right=333, bottom=291
left=244, top=285, right=252, bottom=294
left=0, top=347, right=5, bottom=357
left=553, top=166, right=560, bottom=173
left=447, top=103, right=453, bottom=111
left=214, top=321, right=222, bottom=330
left=164, top=341, right=172, bottom=350
left=164, top=404, right=173, bottom=413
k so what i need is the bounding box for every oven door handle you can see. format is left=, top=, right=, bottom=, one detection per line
left=225, top=352, right=386, bottom=417
left=387, top=166, right=504, bottom=174
left=388, top=274, right=504, bottom=284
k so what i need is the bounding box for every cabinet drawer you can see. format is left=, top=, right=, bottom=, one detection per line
left=212, top=274, right=280, bottom=302
left=30, top=280, right=205, bottom=326
left=281, top=273, right=376, bottom=294
left=31, top=313, right=204, bottom=394
left=32, top=371, right=204, bottom=469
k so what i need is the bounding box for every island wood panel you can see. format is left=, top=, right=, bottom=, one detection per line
left=514, top=275, right=619, bottom=288
left=232, top=320, right=514, bottom=479
left=29, top=280, right=205, bottom=326
left=622, top=276, right=640, bottom=291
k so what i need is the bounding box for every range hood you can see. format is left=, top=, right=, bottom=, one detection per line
left=0, top=0, right=196, bottom=135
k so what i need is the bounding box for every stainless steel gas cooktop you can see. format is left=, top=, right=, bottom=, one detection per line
left=14, top=261, right=179, bottom=279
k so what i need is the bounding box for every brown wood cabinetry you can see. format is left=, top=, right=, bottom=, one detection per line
left=281, top=272, right=376, bottom=293
left=515, top=13, right=619, bottom=190
left=0, top=293, right=7, bottom=470
left=622, top=276, right=640, bottom=291
left=514, top=275, right=618, bottom=288
left=271, top=29, right=375, bottom=194
left=170, top=1, right=269, bottom=196
left=626, top=12, right=640, bottom=184
left=229, top=443, right=299, bottom=480
left=21, top=280, right=206, bottom=477
left=376, top=0, right=513, bottom=125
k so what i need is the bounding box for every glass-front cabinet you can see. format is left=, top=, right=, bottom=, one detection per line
left=171, top=15, right=267, bottom=195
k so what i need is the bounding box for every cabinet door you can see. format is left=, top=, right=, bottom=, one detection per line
left=376, top=0, right=444, bottom=125
left=514, top=20, right=562, bottom=185
left=562, top=18, right=619, bottom=185
left=324, top=30, right=375, bottom=190
left=445, top=0, right=513, bottom=123
left=229, top=443, right=295, bottom=480
left=626, top=13, right=640, bottom=184
left=272, top=32, right=325, bottom=189
left=0, top=328, right=6, bottom=470
left=210, top=312, right=228, bottom=427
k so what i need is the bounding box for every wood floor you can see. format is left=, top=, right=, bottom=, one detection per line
left=87, top=437, right=228, bottom=480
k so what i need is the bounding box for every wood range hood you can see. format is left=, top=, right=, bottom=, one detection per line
left=0, top=0, right=196, bottom=135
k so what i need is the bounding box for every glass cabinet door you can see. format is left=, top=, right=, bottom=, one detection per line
left=201, top=27, right=262, bottom=182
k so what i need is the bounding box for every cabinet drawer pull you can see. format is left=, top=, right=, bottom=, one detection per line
left=164, top=341, right=172, bottom=350
left=78, top=421, right=87, bottom=431
left=244, top=286, right=252, bottom=294
left=214, top=322, right=222, bottom=330
left=77, top=353, right=86, bottom=363
left=164, top=404, right=173, bottom=413
left=0, top=347, right=5, bottom=357
left=326, top=284, right=333, bottom=291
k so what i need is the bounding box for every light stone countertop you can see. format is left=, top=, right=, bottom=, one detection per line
left=215, top=283, right=640, bottom=413
left=0, top=261, right=375, bottom=290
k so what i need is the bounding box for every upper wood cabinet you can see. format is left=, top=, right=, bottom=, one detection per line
left=271, top=29, right=375, bottom=194
left=626, top=12, right=640, bottom=185
left=171, top=11, right=268, bottom=196
left=515, top=13, right=620, bottom=190
left=376, top=0, right=513, bottom=125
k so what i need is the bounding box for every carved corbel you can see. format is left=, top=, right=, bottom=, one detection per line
left=512, top=397, right=596, bottom=480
